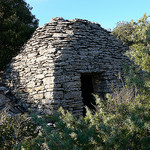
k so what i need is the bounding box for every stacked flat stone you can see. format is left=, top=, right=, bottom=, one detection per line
left=2, top=17, right=129, bottom=116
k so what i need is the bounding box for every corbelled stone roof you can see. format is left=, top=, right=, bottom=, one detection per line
left=2, top=17, right=129, bottom=116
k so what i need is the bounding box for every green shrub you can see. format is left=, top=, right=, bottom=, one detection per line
left=113, top=13, right=150, bottom=96
left=0, top=108, right=37, bottom=149
left=17, top=86, right=150, bottom=150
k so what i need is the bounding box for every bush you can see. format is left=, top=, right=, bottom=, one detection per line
left=0, top=108, right=37, bottom=149
left=113, top=13, right=150, bottom=95
left=16, top=86, right=150, bottom=150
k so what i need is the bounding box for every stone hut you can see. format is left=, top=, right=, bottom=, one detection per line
left=2, top=17, right=128, bottom=116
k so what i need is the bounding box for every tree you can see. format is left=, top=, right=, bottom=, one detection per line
left=129, top=14, right=150, bottom=73
left=113, top=14, right=150, bottom=95
left=112, top=14, right=150, bottom=72
left=112, top=21, right=135, bottom=46
left=0, top=0, right=39, bottom=70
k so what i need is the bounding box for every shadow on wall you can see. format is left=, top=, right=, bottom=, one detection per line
left=2, top=63, right=29, bottom=112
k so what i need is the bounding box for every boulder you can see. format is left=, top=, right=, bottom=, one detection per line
left=0, top=86, right=25, bottom=114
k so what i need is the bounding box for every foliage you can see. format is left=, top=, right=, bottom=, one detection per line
left=15, top=86, right=150, bottom=150
left=126, top=15, right=150, bottom=96
left=113, top=14, right=150, bottom=95
left=0, top=108, right=37, bottom=149
left=112, top=21, right=135, bottom=46
left=0, top=0, right=38, bottom=70
left=128, top=14, right=150, bottom=72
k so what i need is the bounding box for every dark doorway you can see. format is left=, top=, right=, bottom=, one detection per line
left=81, top=74, right=95, bottom=116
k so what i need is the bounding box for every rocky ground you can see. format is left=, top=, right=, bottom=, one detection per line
left=0, top=71, right=24, bottom=114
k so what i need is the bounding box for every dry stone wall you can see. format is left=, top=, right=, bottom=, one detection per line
left=2, top=17, right=129, bottom=116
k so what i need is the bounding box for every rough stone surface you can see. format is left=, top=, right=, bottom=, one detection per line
left=0, top=86, right=25, bottom=114
left=2, top=17, right=129, bottom=116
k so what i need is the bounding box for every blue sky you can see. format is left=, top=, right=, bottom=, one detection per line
left=26, top=0, right=150, bottom=30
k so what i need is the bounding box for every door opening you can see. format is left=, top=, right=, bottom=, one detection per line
left=81, top=74, right=95, bottom=116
